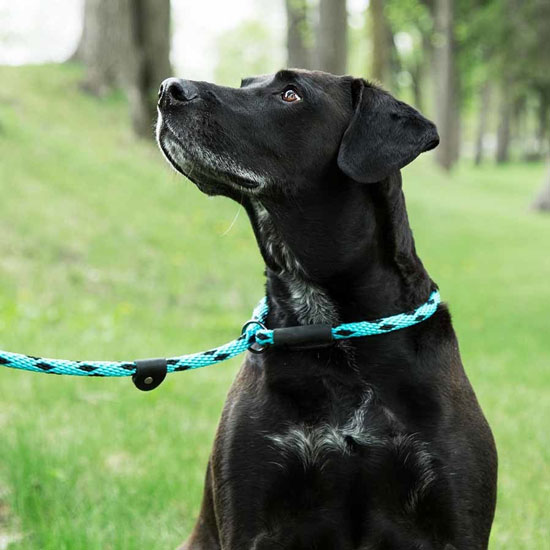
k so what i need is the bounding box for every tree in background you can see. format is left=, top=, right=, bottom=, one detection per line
left=535, top=86, right=550, bottom=158
left=472, top=0, right=550, bottom=205
left=73, top=0, right=126, bottom=94
left=73, top=0, right=171, bottom=138
left=521, top=0, right=550, bottom=210
left=432, top=0, right=459, bottom=170
left=385, top=0, right=433, bottom=110
left=285, top=0, right=313, bottom=69
left=493, top=0, right=516, bottom=164
left=495, top=84, right=512, bottom=164
left=532, top=165, right=550, bottom=211
left=317, top=0, right=348, bottom=74
left=458, top=0, right=496, bottom=165
left=467, top=0, right=550, bottom=167
left=473, top=80, right=491, bottom=165
left=370, top=0, right=392, bottom=87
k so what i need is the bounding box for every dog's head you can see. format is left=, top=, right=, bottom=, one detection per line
left=156, top=69, right=438, bottom=198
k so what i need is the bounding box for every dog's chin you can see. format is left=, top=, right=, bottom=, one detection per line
left=156, top=116, right=263, bottom=197
left=157, top=135, right=222, bottom=195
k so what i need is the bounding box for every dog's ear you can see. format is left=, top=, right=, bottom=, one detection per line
left=337, top=79, right=439, bottom=184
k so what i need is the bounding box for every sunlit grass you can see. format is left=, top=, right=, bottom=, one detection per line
left=0, top=64, right=548, bottom=549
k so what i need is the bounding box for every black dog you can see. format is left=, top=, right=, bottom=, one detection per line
left=156, top=70, right=497, bottom=550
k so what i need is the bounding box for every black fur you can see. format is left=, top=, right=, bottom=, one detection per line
left=156, top=69, right=497, bottom=550
left=338, top=79, right=439, bottom=183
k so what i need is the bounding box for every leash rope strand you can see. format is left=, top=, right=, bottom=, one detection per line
left=0, top=291, right=440, bottom=379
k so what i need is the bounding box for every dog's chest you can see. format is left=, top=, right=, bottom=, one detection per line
left=266, top=391, right=377, bottom=472
left=215, top=377, right=445, bottom=549
left=253, top=391, right=438, bottom=524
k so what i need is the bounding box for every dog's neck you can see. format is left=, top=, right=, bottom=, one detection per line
left=246, top=171, right=434, bottom=327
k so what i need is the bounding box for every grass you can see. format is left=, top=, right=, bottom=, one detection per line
left=0, top=64, right=548, bottom=549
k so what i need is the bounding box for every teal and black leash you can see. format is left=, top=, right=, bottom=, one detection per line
left=0, top=290, right=440, bottom=391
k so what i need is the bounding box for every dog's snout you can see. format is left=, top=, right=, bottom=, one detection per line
left=159, top=78, right=199, bottom=107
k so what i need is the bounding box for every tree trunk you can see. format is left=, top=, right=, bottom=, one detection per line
left=411, top=30, right=433, bottom=112
left=73, top=0, right=171, bottom=138
left=411, top=65, right=423, bottom=111
left=532, top=161, right=550, bottom=211
left=317, top=0, right=348, bottom=74
left=537, top=87, right=550, bottom=155
left=496, top=84, right=512, bottom=164
left=410, top=51, right=426, bottom=112
left=514, top=95, right=529, bottom=159
left=285, top=0, right=312, bottom=69
left=77, top=0, right=128, bottom=95
left=370, top=0, right=391, bottom=87
left=474, top=81, right=491, bottom=165
left=125, top=0, right=172, bottom=137
left=69, top=4, right=89, bottom=63
left=433, top=0, right=459, bottom=170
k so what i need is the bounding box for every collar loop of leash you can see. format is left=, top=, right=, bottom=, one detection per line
left=0, top=290, right=440, bottom=391
left=251, top=289, right=441, bottom=349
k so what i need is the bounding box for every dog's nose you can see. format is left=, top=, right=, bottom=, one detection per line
left=158, top=78, right=199, bottom=106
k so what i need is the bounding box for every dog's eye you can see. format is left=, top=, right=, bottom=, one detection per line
left=281, top=88, right=302, bottom=103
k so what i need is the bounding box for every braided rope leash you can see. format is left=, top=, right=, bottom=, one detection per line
left=0, top=290, right=440, bottom=391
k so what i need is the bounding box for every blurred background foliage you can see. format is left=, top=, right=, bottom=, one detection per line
left=0, top=1, right=549, bottom=549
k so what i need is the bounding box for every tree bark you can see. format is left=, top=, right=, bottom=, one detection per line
left=285, top=0, right=312, bottom=69
left=537, top=87, right=550, bottom=155
left=410, top=30, right=433, bottom=112
left=370, top=0, right=391, bottom=87
left=125, top=0, right=172, bottom=137
left=531, top=162, right=550, bottom=211
left=77, top=0, right=128, bottom=95
left=73, top=0, right=171, bottom=138
left=416, top=5, right=435, bottom=111
left=474, top=81, right=491, bottom=165
left=496, top=84, right=512, bottom=164
left=411, top=67, right=423, bottom=111
left=317, top=0, right=348, bottom=74
left=433, top=0, right=459, bottom=170
left=514, top=95, right=528, bottom=158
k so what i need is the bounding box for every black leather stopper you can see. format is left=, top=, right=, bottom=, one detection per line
left=272, top=325, right=334, bottom=350
left=132, top=358, right=167, bottom=391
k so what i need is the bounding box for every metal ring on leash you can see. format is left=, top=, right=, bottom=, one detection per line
left=241, top=320, right=268, bottom=354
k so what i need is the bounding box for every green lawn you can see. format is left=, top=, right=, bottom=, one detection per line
left=0, top=64, right=548, bottom=549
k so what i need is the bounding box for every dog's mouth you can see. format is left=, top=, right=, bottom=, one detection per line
left=156, top=113, right=266, bottom=196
